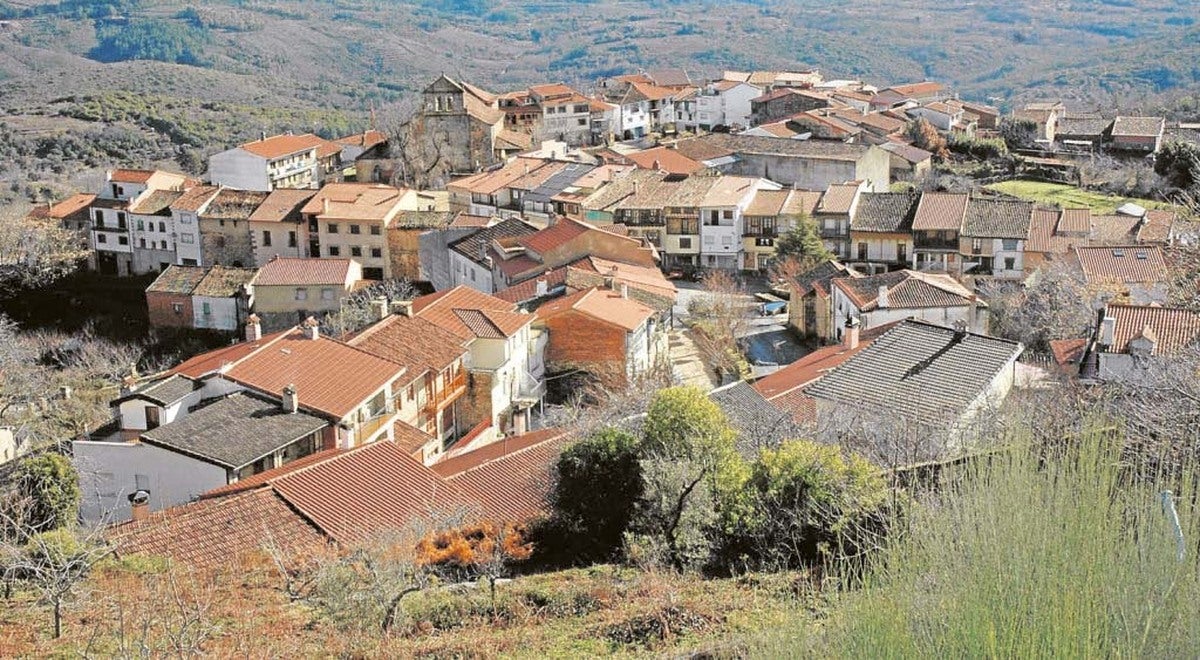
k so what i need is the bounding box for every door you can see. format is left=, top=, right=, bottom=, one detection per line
left=145, top=406, right=160, bottom=429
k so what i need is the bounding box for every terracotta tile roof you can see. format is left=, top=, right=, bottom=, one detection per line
left=804, top=320, right=1023, bottom=429
left=392, top=421, right=438, bottom=455
left=347, top=314, right=468, bottom=375
left=449, top=218, right=536, bottom=266
left=256, top=257, right=355, bottom=287
left=146, top=265, right=209, bottom=295
left=676, top=133, right=873, bottom=162
left=745, top=189, right=791, bottom=216
left=141, top=391, right=329, bottom=470
left=248, top=189, right=316, bottom=223
left=495, top=128, right=533, bottom=151
left=961, top=198, right=1033, bottom=239
left=494, top=266, right=570, bottom=304
left=835, top=270, right=978, bottom=311
left=109, top=168, right=157, bottom=184
left=109, top=487, right=327, bottom=569
left=537, top=286, right=655, bottom=331
left=880, top=141, right=933, bottom=164
left=202, top=448, right=344, bottom=498
left=1058, top=207, right=1092, bottom=235
left=788, top=259, right=859, bottom=297
left=1111, top=116, right=1165, bottom=138
left=753, top=121, right=801, bottom=138
left=301, top=183, right=408, bottom=222
left=34, top=193, right=96, bottom=221
left=411, top=286, right=531, bottom=341
left=490, top=251, right=541, bottom=280
left=171, top=185, right=220, bottom=213
left=782, top=189, right=822, bottom=216
left=238, top=133, right=324, bottom=160
left=1137, top=209, right=1175, bottom=243
left=223, top=329, right=406, bottom=419
left=1027, top=209, right=1074, bottom=255
left=268, top=440, right=468, bottom=545
left=202, top=189, right=270, bottom=220
left=851, top=191, right=919, bottom=233
left=884, top=81, right=946, bottom=98
left=579, top=256, right=676, bottom=300
left=1049, top=338, right=1088, bottom=369
left=625, top=146, right=705, bottom=174
left=1089, top=214, right=1143, bottom=244
left=335, top=130, right=388, bottom=149
left=816, top=182, right=862, bottom=214
left=435, top=428, right=571, bottom=522
left=911, top=192, right=968, bottom=231
left=1102, top=304, right=1200, bottom=356
left=1074, top=246, right=1167, bottom=284
left=128, top=190, right=182, bottom=215
left=449, top=212, right=495, bottom=228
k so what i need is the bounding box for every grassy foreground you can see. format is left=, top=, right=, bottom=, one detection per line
left=986, top=179, right=1176, bottom=214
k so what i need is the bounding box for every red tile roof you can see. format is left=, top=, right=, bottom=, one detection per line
left=347, top=314, right=468, bottom=375
left=438, top=428, right=571, bottom=522
left=109, top=487, right=327, bottom=570
left=38, top=193, right=96, bottom=220
left=494, top=266, right=570, bottom=303
left=537, top=286, right=655, bottom=331
left=1103, top=304, right=1200, bottom=356
left=335, top=130, right=388, bottom=149
left=411, top=286, right=532, bottom=340
left=1074, top=246, right=1167, bottom=284
left=624, top=146, right=705, bottom=175
left=911, top=192, right=968, bottom=231
left=248, top=189, right=316, bottom=223
left=1049, top=338, right=1088, bottom=369
left=109, top=168, right=156, bottom=184
left=239, top=133, right=324, bottom=159
left=255, top=257, right=356, bottom=286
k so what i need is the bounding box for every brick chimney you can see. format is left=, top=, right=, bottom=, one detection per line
left=876, top=284, right=889, bottom=309
left=844, top=315, right=860, bottom=350
left=129, top=490, right=150, bottom=523
left=301, top=316, right=320, bottom=340
left=620, top=283, right=629, bottom=299
left=282, top=384, right=298, bottom=414
left=245, top=313, right=262, bottom=342
left=322, top=197, right=330, bottom=216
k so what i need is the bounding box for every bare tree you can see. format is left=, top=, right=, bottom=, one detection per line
left=0, top=205, right=89, bottom=297
left=687, top=270, right=752, bottom=384
left=377, top=101, right=451, bottom=191
left=322, top=278, right=418, bottom=338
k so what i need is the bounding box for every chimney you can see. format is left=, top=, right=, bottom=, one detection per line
left=301, top=316, right=320, bottom=340
left=1099, top=316, right=1116, bottom=346
left=260, top=130, right=267, bottom=141
left=282, top=384, right=298, bottom=414
left=535, top=279, right=548, bottom=296
left=877, top=285, right=889, bottom=309
left=322, top=197, right=330, bottom=216
left=129, top=490, right=150, bottom=523
left=653, top=159, right=661, bottom=170
left=370, top=298, right=389, bottom=321
left=245, top=313, right=262, bottom=342
left=843, top=315, right=860, bottom=350
left=394, top=300, right=414, bottom=317
left=620, top=283, right=629, bottom=299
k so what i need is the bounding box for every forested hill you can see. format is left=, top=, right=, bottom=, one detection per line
left=0, top=0, right=1197, bottom=199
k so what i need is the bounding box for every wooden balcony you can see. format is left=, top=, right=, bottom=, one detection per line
left=422, top=371, right=468, bottom=417
left=356, top=410, right=393, bottom=443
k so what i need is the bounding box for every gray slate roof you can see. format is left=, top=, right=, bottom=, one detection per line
left=710, top=380, right=800, bottom=457
left=121, top=374, right=198, bottom=406
left=804, top=320, right=1023, bottom=428
left=448, top=218, right=537, bottom=266
left=961, top=198, right=1032, bottom=239
left=850, top=192, right=919, bottom=233
left=141, top=392, right=329, bottom=469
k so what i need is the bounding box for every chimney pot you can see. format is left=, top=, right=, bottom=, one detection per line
left=301, top=316, right=320, bottom=340
left=282, top=384, right=299, bottom=414
left=245, top=313, right=262, bottom=342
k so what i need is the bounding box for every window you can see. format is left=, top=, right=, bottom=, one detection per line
left=118, top=235, right=128, bottom=246
left=897, top=242, right=907, bottom=263
left=1001, top=238, right=1019, bottom=251
left=180, top=234, right=194, bottom=244
left=180, top=214, right=192, bottom=224
left=117, top=212, right=127, bottom=229
left=201, top=301, right=212, bottom=315
left=111, top=184, right=121, bottom=197
left=262, top=230, right=272, bottom=247
left=577, top=118, right=587, bottom=126
left=350, top=246, right=363, bottom=257
left=328, top=246, right=341, bottom=256
left=295, top=288, right=308, bottom=301
left=1004, top=257, right=1016, bottom=271
left=349, top=224, right=361, bottom=235
left=723, top=210, right=733, bottom=220
left=158, top=221, right=166, bottom=233
left=97, top=234, right=107, bottom=244
left=328, top=223, right=339, bottom=234
left=171, top=303, right=183, bottom=314
left=288, top=231, right=297, bottom=248
left=858, top=242, right=868, bottom=260
left=370, top=225, right=381, bottom=236
left=136, top=220, right=145, bottom=231
left=971, top=238, right=983, bottom=253
left=93, top=210, right=103, bottom=224
left=219, top=219, right=225, bottom=227
left=321, top=288, right=335, bottom=301
left=138, top=238, right=146, bottom=248
left=371, top=247, right=382, bottom=258
left=678, top=237, right=692, bottom=249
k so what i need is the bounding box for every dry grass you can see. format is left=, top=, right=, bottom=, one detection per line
left=0, top=555, right=820, bottom=658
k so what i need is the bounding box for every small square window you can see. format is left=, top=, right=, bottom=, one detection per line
left=349, top=224, right=361, bottom=235
left=295, top=288, right=308, bottom=301
left=328, top=223, right=339, bottom=234
left=370, top=225, right=381, bottom=236
left=371, top=247, right=382, bottom=258
left=328, top=246, right=341, bottom=257
left=321, top=288, right=334, bottom=301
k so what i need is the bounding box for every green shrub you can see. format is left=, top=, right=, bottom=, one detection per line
left=13, top=453, right=80, bottom=532
left=820, top=429, right=1200, bottom=657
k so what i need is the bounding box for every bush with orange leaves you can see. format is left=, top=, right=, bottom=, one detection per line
left=415, top=522, right=533, bottom=614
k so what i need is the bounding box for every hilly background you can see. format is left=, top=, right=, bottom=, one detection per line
left=1, top=0, right=1198, bottom=200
